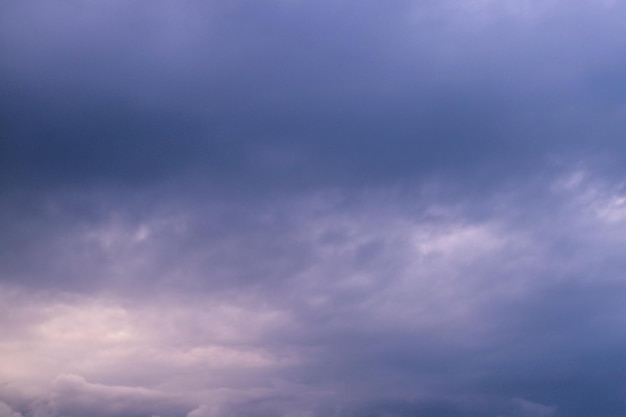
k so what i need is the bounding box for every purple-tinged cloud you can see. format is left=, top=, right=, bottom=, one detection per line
left=2, top=1, right=626, bottom=416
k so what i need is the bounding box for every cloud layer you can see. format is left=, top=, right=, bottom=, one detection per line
left=2, top=1, right=626, bottom=416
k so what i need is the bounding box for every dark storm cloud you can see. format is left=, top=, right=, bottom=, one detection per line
left=3, top=1, right=626, bottom=417
left=3, top=0, right=626, bottom=194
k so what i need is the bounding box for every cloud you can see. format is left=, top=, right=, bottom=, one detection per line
left=187, top=405, right=219, bottom=417
left=2, top=167, right=626, bottom=415
left=3, top=0, right=626, bottom=416
left=20, top=374, right=188, bottom=417
left=2, top=168, right=626, bottom=415
left=509, top=398, right=556, bottom=417
left=0, top=402, right=24, bottom=417
left=3, top=0, right=626, bottom=196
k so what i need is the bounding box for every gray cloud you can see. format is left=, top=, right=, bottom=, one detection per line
left=3, top=0, right=626, bottom=194
left=0, top=402, right=24, bottom=417
left=2, top=1, right=626, bottom=416
left=32, top=374, right=188, bottom=417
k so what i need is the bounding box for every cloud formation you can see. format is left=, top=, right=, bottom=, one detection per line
left=2, top=1, right=626, bottom=416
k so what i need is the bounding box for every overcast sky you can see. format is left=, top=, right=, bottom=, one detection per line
left=2, top=1, right=626, bottom=416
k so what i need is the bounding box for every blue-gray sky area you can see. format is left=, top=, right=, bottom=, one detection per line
left=2, top=1, right=626, bottom=416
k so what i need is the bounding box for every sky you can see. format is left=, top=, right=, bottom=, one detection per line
left=2, top=1, right=626, bottom=416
